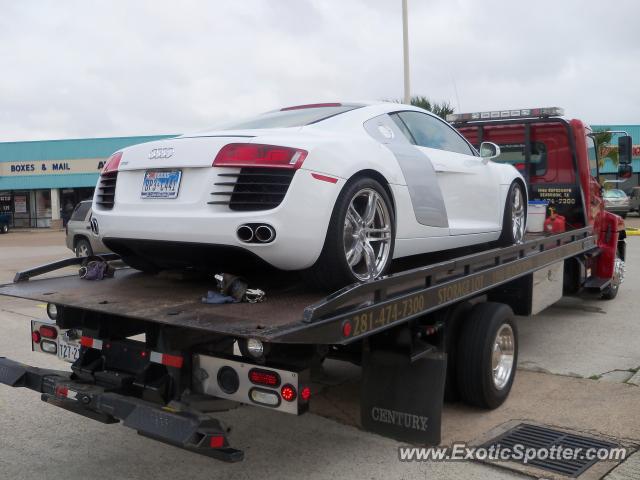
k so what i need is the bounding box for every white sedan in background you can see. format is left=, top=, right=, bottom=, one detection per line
left=92, top=102, right=526, bottom=290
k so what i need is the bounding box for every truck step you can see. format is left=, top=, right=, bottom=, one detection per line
left=583, top=276, right=611, bottom=291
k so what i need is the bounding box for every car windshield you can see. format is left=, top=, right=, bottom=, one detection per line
left=216, top=104, right=363, bottom=130
left=604, top=189, right=626, bottom=198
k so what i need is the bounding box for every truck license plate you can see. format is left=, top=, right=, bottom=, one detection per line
left=58, top=339, right=80, bottom=363
left=141, top=170, right=182, bottom=199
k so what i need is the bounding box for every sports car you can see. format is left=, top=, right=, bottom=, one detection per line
left=92, top=102, right=527, bottom=290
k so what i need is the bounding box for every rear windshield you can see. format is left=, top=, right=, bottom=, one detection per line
left=218, top=105, right=362, bottom=130
left=70, top=202, right=91, bottom=221
left=493, top=142, right=547, bottom=176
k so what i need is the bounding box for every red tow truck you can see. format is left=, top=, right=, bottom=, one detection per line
left=450, top=107, right=631, bottom=299
left=0, top=107, right=631, bottom=462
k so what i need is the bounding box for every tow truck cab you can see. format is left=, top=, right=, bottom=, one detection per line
left=450, top=107, right=632, bottom=293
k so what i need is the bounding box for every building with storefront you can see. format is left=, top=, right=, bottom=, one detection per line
left=0, top=135, right=174, bottom=228
left=1, top=124, right=638, bottom=229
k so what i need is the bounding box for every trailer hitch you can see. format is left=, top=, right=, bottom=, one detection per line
left=0, top=357, right=244, bottom=462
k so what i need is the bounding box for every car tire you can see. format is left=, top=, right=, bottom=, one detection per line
left=498, top=181, right=526, bottom=246
left=455, top=302, right=518, bottom=409
left=1, top=224, right=8, bottom=234
left=304, top=176, right=395, bottom=291
left=74, top=238, right=93, bottom=257
left=122, top=255, right=159, bottom=274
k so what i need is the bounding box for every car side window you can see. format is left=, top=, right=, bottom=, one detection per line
left=391, top=111, right=476, bottom=156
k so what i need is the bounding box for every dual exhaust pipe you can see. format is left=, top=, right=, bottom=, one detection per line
left=237, top=224, right=276, bottom=244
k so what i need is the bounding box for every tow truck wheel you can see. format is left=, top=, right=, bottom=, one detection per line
left=456, top=302, right=518, bottom=409
left=602, top=254, right=624, bottom=300
left=499, top=181, right=526, bottom=246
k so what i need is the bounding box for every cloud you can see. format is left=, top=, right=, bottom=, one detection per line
left=1, top=0, right=638, bottom=141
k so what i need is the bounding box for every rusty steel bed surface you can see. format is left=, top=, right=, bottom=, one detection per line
left=0, top=269, right=324, bottom=340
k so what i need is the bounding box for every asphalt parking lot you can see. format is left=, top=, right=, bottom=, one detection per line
left=1, top=226, right=639, bottom=479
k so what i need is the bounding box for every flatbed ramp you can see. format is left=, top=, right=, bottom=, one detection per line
left=0, top=227, right=595, bottom=345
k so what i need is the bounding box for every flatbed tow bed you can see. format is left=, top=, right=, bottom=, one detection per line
left=0, top=226, right=606, bottom=461
left=2, top=229, right=593, bottom=345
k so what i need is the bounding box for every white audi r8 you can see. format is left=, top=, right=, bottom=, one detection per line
left=92, top=102, right=526, bottom=290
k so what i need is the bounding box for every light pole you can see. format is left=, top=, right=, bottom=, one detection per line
left=402, top=0, right=411, bottom=104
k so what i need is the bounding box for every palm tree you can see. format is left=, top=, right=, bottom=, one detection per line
left=390, top=95, right=455, bottom=120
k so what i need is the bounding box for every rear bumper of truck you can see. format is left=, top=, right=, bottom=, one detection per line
left=0, top=357, right=244, bottom=462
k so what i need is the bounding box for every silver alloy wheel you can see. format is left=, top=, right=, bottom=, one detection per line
left=76, top=242, right=90, bottom=257
left=343, top=188, right=392, bottom=281
left=511, top=185, right=526, bottom=244
left=492, top=323, right=515, bottom=390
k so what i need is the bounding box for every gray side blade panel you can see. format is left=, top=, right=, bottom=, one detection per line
left=364, top=116, right=448, bottom=228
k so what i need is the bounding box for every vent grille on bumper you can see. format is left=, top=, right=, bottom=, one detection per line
left=209, top=168, right=295, bottom=211
left=95, top=172, right=117, bottom=209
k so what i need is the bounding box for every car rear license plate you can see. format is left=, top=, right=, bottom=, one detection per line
left=58, top=338, right=80, bottom=363
left=142, top=170, right=182, bottom=199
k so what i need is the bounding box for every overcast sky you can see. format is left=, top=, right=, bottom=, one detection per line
left=1, top=0, right=639, bottom=141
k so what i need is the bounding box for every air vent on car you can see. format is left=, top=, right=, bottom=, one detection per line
left=95, top=172, right=117, bottom=209
left=209, top=168, right=295, bottom=211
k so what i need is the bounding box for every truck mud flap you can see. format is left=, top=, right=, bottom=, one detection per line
left=0, top=357, right=243, bottom=462
left=360, top=350, right=446, bottom=445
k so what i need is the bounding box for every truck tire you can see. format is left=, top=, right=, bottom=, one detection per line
left=601, top=253, right=624, bottom=300
left=304, top=176, right=395, bottom=291
left=455, top=302, right=518, bottom=409
left=498, top=181, right=526, bottom=246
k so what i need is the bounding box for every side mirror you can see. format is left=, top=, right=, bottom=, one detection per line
left=618, top=135, right=633, bottom=165
left=618, top=164, right=633, bottom=179
left=479, top=142, right=501, bottom=162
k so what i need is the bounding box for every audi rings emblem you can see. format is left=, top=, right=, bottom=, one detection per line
left=148, top=147, right=174, bottom=159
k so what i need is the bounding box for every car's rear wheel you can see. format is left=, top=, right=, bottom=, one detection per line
left=74, top=238, right=93, bottom=257
left=499, top=181, right=526, bottom=246
left=305, top=177, right=395, bottom=291
left=1, top=224, right=8, bottom=234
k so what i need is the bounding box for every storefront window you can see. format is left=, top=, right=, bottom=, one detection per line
left=35, top=190, right=52, bottom=228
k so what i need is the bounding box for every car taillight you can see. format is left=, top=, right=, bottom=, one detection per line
left=39, top=325, right=58, bottom=339
left=102, top=152, right=123, bottom=174
left=280, top=384, right=297, bottom=402
left=31, top=331, right=41, bottom=344
left=248, top=368, right=281, bottom=387
left=213, top=144, right=307, bottom=170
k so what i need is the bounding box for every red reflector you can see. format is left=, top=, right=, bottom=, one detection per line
left=281, top=103, right=342, bottom=111
left=31, top=331, right=41, bottom=344
left=140, top=350, right=148, bottom=358
left=248, top=368, right=281, bottom=387
left=39, top=325, right=58, bottom=339
left=514, top=163, right=526, bottom=171
left=281, top=384, right=297, bottom=402
left=300, top=386, right=311, bottom=402
left=80, top=336, right=93, bottom=348
left=342, top=320, right=353, bottom=338
left=102, top=152, right=122, bottom=174
left=162, top=353, right=184, bottom=369
left=209, top=435, right=225, bottom=448
left=311, top=173, right=338, bottom=184
left=213, top=143, right=307, bottom=170
left=55, top=386, right=68, bottom=398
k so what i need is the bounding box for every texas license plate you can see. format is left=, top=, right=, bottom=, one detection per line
left=141, top=170, right=182, bottom=199
left=58, top=338, right=80, bottom=363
